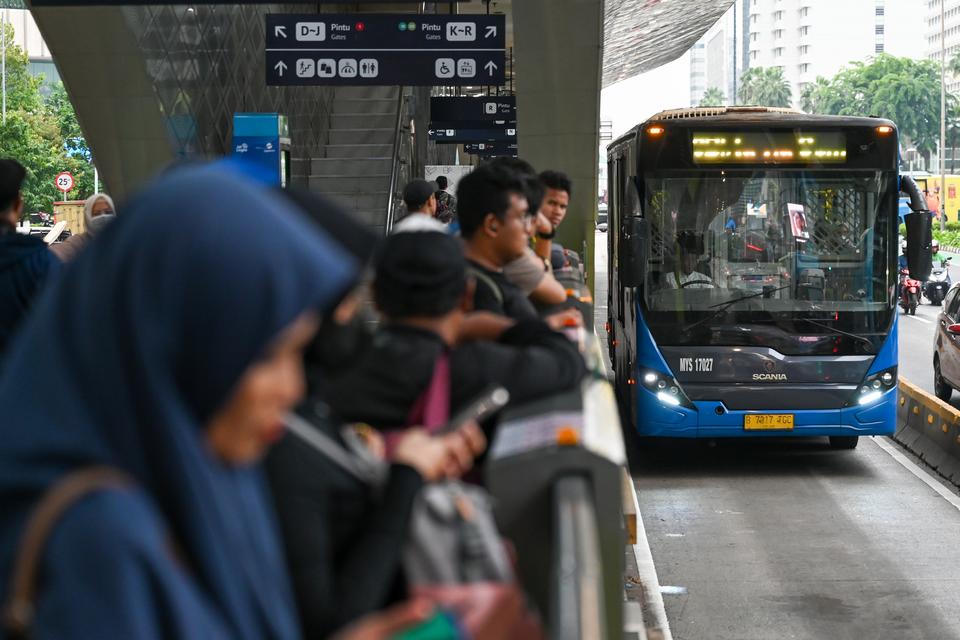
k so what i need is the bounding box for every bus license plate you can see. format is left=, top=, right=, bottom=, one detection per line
left=744, top=414, right=794, bottom=430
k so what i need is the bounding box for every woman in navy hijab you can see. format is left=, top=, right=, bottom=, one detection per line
left=0, top=164, right=356, bottom=639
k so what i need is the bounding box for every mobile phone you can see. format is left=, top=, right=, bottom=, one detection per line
left=390, top=610, right=466, bottom=640
left=437, top=386, right=510, bottom=435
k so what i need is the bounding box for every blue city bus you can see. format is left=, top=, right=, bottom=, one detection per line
left=606, top=108, right=917, bottom=449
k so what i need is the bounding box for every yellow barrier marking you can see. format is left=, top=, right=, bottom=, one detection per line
left=621, top=468, right=637, bottom=545
left=900, top=378, right=960, bottom=424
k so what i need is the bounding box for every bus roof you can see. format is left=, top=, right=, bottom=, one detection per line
left=609, top=107, right=896, bottom=150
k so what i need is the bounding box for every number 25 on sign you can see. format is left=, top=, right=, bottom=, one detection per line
left=55, top=172, right=74, bottom=194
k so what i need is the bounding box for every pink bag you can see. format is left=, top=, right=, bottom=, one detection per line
left=383, top=353, right=451, bottom=457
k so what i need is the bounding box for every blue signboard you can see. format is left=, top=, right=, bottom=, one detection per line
left=265, top=14, right=505, bottom=86
left=231, top=113, right=290, bottom=187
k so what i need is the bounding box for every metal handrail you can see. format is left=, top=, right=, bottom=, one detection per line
left=384, top=86, right=407, bottom=235
left=552, top=475, right=607, bottom=640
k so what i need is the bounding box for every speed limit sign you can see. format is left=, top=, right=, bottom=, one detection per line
left=55, top=172, right=74, bottom=194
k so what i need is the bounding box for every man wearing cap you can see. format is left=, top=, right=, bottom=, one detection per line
left=393, top=179, right=447, bottom=233
left=325, top=230, right=586, bottom=437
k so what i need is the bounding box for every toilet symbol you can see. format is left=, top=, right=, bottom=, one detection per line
left=359, top=59, right=379, bottom=78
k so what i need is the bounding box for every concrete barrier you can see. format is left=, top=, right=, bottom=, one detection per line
left=894, top=378, right=960, bottom=486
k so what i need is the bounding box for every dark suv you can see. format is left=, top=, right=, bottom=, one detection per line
left=934, top=282, right=960, bottom=400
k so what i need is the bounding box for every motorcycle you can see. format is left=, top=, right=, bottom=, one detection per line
left=923, top=257, right=953, bottom=306
left=900, top=268, right=921, bottom=315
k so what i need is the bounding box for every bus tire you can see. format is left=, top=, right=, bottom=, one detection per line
left=829, top=436, right=859, bottom=450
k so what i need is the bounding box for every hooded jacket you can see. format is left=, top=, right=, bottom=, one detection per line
left=48, top=193, right=116, bottom=262
left=0, top=231, right=60, bottom=356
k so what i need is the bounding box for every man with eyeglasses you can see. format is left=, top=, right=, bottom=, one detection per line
left=458, top=164, right=581, bottom=330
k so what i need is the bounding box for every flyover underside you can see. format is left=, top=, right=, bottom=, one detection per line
left=28, top=0, right=732, bottom=223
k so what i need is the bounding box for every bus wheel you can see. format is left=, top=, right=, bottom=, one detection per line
left=829, top=436, right=859, bottom=450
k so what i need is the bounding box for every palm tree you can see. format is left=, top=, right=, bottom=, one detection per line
left=799, top=77, right=831, bottom=114
left=699, top=87, right=726, bottom=107
left=737, top=67, right=793, bottom=108
left=950, top=51, right=960, bottom=78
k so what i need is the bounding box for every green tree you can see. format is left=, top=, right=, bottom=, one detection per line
left=699, top=86, right=726, bottom=107
left=800, top=55, right=941, bottom=160
left=799, top=76, right=832, bottom=114
left=737, top=67, right=792, bottom=108
left=0, top=24, right=94, bottom=213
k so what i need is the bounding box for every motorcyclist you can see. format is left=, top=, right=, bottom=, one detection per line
left=898, top=240, right=908, bottom=271
left=931, top=239, right=948, bottom=267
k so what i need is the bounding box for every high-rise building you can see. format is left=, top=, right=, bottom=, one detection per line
left=927, top=0, right=960, bottom=94
left=690, top=42, right=707, bottom=106
left=748, top=0, right=925, bottom=108
left=2, top=5, right=59, bottom=93
left=690, top=0, right=751, bottom=106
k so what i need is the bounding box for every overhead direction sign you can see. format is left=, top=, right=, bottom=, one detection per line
left=33, top=0, right=471, bottom=5
left=464, top=142, right=518, bottom=157
left=430, top=96, right=516, bottom=122
left=428, top=122, right=517, bottom=144
left=265, top=14, right=505, bottom=86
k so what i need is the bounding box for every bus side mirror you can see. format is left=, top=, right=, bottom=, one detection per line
left=904, top=209, right=933, bottom=282
left=621, top=217, right=648, bottom=287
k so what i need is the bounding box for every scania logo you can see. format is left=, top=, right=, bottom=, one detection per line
left=753, top=373, right=788, bottom=381
left=763, top=361, right=776, bottom=372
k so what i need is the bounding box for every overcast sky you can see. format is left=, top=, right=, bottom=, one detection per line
left=600, top=53, right=691, bottom=152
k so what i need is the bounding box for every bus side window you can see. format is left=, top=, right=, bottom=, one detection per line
left=616, top=157, right=627, bottom=321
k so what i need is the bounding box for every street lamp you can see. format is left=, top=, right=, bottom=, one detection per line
left=2, top=7, right=7, bottom=126
left=942, top=0, right=947, bottom=232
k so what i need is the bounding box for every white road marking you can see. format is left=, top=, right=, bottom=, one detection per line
left=904, top=315, right=932, bottom=324
left=872, top=437, right=960, bottom=512
left=593, top=239, right=672, bottom=639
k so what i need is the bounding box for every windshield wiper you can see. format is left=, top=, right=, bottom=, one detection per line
left=681, top=285, right=791, bottom=335
left=792, top=317, right=876, bottom=354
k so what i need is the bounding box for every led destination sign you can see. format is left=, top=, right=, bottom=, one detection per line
left=690, top=131, right=847, bottom=164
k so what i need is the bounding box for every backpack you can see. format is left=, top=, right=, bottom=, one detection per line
left=436, top=191, right=457, bottom=225
left=466, top=265, right=505, bottom=307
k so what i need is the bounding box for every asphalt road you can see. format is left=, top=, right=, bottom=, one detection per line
left=594, top=232, right=960, bottom=640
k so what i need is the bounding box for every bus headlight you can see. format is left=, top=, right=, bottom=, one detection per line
left=855, top=367, right=897, bottom=406
left=639, top=368, right=694, bottom=409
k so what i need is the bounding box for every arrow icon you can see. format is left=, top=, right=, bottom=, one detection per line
left=274, top=61, right=288, bottom=76
left=485, top=25, right=497, bottom=38
left=275, top=25, right=287, bottom=38
left=485, top=61, right=498, bottom=75
left=428, top=129, right=436, bottom=136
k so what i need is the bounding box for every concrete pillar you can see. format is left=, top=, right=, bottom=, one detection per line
left=512, top=0, right=603, bottom=291
left=28, top=5, right=174, bottom=202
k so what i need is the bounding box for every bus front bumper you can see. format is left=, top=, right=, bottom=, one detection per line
left=634, top=385, right=897, bottom=438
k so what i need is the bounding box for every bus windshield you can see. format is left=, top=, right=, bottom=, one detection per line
left=641, top=169, right=896, bottom=354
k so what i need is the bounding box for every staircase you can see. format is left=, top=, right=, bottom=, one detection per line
left=309, top=86, right=401, bottom=235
